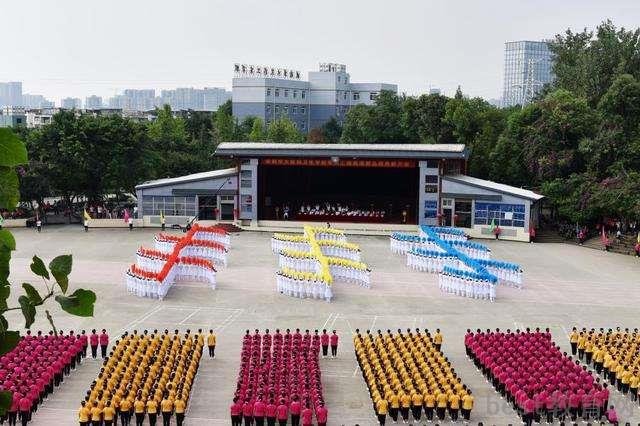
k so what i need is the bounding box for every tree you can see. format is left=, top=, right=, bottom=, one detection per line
left=341, top=92, right=405, bottom=144
left=213, top=107, right=237, bottom=143
left=248, top=118, right=266, bottom=142
left=402, top=93, right=455, bottom=144
left=307, top=128, right=324, bottom=144
left=266, top=118, right=304, bottom=143
left=321, top=117, right=342, bottom=143
left=0, top=128, right=96, bottom=416
left=341, top=105, right=374, bottom=144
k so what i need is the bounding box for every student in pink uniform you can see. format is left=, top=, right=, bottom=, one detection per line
left=315, top=403, right=328, bottom=426
left=300, top=404, right=313, bottom=426
left=8, top=391, right=20, bottom=426
left=289, top=396, right=301, bottom=426
left=265, top=399, right=277, bottom=426
left=330, top=331, right=339, bottom=358
left=606, top=405, right=618, bottom=425
left=80, top=330, right=89, bottom=358
left=89, top=330, right=99, bottom=359
left=253, top=398, right=265, bottom=426
left=276, top=400, right=288, bottom=426
left=320, top=330, right=329, bottom=358
left=18, top=395, right=31, bottom=426
left=242, top=399, right=253, bottom=426
left=230, top=397, right=242, bottom=426
left=99, top=329, right=109, bottom=358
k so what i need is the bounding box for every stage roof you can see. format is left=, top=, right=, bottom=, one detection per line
left=444, top=174, right=544, bottom=202
left=215, top=142, right=468, bottom=160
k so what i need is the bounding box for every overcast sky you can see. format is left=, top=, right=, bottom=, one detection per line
left=3, top=0, right=639, bottom=103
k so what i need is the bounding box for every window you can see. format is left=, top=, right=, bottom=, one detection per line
left=284, top=89, right=289, bottom=97
left=142, top=196, right=195, bottom=216
left=425, top=175, right=438, bottom=184
left=370, top=92, right=378, bottom=100
left=454, top=200, right=472, bottom=228
left=301, top=106, right=306, bottom=114
left=266, top=88, right=271, bottom=96
left=424, top=200, right=438, bottom=219
left=283, top=106, right=288, bottom=114
left=474, top=202, right=526, bottom=227
left=301, top=91, right=306, bottom=99
left=353, top=92, right=360, bottom=101
left=275, top=88, right=280, bottom=97
left=266, top=105, right=271, bottom=112
left=337, top=76, right=341, bottom=83
left=343, top=92, right=347, bottom=100
left=293, top=90, right=297, bottom=99
left=291, top=106, right=297, bottom=114
left=275, top=105, right=280, bottom=113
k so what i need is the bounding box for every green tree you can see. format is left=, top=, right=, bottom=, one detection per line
left=266, top=118, right=304, bottom=143
left=321, top=117, right=342, bottom=143
left=402, top=93, right=454, bottom=144
left=0, top=128, right=96, bottom=415
left=248, top=117, right=266, bottom=141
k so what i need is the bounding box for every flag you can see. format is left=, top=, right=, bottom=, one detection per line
left=160, top=210, right=165, bottom=223
left=489, top=218, right=496, bottom=232
left=0, top=215, right=3, bottom=226
left=636, top=231, right=639, bottom=244
left=83, top=209, right=91, bottom=221
left=123, top=209, right=130, bottom=223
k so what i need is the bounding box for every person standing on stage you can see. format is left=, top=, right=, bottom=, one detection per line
left=321, top=330, right=329, bottom=358
left=207, top=330, right=216, bottom=358
left=330, top=331, right=339, bottom=358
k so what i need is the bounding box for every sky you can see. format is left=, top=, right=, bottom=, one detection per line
left=2, top=0, right=639, bottom=104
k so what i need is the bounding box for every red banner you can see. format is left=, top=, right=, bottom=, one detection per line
left=261, top=158, right=416, bottom=168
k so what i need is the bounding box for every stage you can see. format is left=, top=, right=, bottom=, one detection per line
left=240, top=219, right=419, bottom=236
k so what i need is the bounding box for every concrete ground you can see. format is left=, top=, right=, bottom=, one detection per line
left=4, top=225, right=640, bottom=425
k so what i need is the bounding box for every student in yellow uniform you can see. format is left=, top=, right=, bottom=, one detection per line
left=436, top=389, right=448, bottom=421
left=120, top=396, right=132, bottom=426
left=577, top=332, right=587, bottom=360
left=161, top=392, right=173, bottom=426
left=388, top=392, right=400, bottom=423
left=461, top=390, right=474, bottom=421
left=134, top=394, right=146, bottom=426
left=399, top=391, right=411, bottom=422
left=434, top=328, right=443, bottom=351
left=411, top=391, right=423, bottom=421
left=448, top=391, right=460, bottom=421
left=103, top=400, right=116, bottom=426
left=147, top=396, right=158, bottom=426
left=78, top=401, right=91, bottom=426
left=423, top=391, right=436, bottom=421
left=207, top=330, right=216, bottom=358
left=90, top=401, right=102, bottom=426
left=174, top=393, right=186, bottom=426
left=375, top=397, right=388, bottom=426
left=570, top=327, right=579, bottom=355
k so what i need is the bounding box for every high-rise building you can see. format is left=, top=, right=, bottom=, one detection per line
left=0, top=82, right=23, bottom=107
left=157, top=87, right=231, bottom=111
left=232, top=62, right=397, bottom=132
left=122, top=89, right=156, bottom=111
left=501, top=40, right=554, bottom=107
left=85, top=95, right=103, bottom=109
left=22, top=94, right=54, bottom=109
left=61, top=97, right=82, bottom=109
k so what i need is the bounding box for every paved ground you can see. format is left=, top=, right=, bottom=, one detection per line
left=4, top=225, right=640, bottom=425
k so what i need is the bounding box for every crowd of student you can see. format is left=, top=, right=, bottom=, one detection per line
left=296, top=202, right=387, bottom=219
left=0, top=329, right=108, bottom=426
left=570, top=327, right=640, bottom=404
left=78, top=329, right=203, bottom=426
left=354, top=328, right=474, bottom=425
left=230, top=329, right=333, bottom=426
left=154, top=234, right=227, bottom=267
left=438, top=268, right=497, bottom=301
left=467, top=328, right=618, bottom=425
left=278, top=249, right=371, bottom=289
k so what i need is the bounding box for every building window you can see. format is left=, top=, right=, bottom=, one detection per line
left=266, top=105, right=271, bottom=112
left=337, top=76, right=341, bottom=83
left=343, top=92, right=347, bottom=100
left=291, top=106, right=297, bottom=114
left=284, top=89, right=289, bottom=97
left=474, top=202, right=525, bottom=227
left=275, top=88, right=280, bottom=97
left=301, top=91, right=306, bottom=99
left=353, top=92, right=360, bottom=101
left=275, top=105, right=280, bottom=113
left=454, top=200, right=472, bottom=228
left=301, top=123, right=306, bottom=130
left=266, top=88, right=271, bottom=96
left=301, top=106, right=306, bottom=114
left=142, top=196, right=195, bottom=217
left=293, top=90, right=297, bottom=98
left=424, top=200, right=438, bottom=218
left=283, top=106, right=288, bottom=114
left=370, top=92, right=378, bottom=100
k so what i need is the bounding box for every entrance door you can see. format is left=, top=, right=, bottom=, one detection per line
left=442, top=198, right=453, bottom=226
left=198, top=196, right=217, bottom=220
left=220, top=203, right=234, bottom=221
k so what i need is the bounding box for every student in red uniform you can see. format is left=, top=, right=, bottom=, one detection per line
left=230, top=397, right=242, bottom=426
left=276, top=400, right=288, bottom=426
left=263, top=399, right=276, bottom=426
left=242, top=398, right=253, bottom=426
left=89, top=329, right=99, bottom=359
left=8, top=392, right=20, bottom=426
left=99, top=329, right=109, bottom=358
left=320, top=329, right=329, bottom=358
left=80, top=330, right=89, bottom=358
left=290, top=396, right=301, bottom=426
left=300, top=404, right=313, bottom=426
left=18, top=395, right=31, bottom=426
left=330, top=331, right=339, bottom=358
left=316, top=403, right=328, bottom=426
left=253, top=398, right=265, bottom=426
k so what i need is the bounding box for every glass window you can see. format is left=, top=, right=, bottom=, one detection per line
left=425, top=175, right=438, bottom=184
left=283, top=106, right=288, bottom=114
left=474, top=202, right=526, bottom=227
left=454, top=200, right=472, bottom=228
left=275, top=88, right=280, bottom=97
left=284, top=89, right=289, bottom=97
left=301, top=106, right=306, bottom=114
left=266, top=88, right=271, bottom=96
left=370, top=92, right=378, bottom=100
left=301, top=91, right=306, bottom=99
left=293, top=90, right=297, bottom=98
left=424, top=200, right=438, bottom=218
left=353, top=92, right=360, bottom=101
